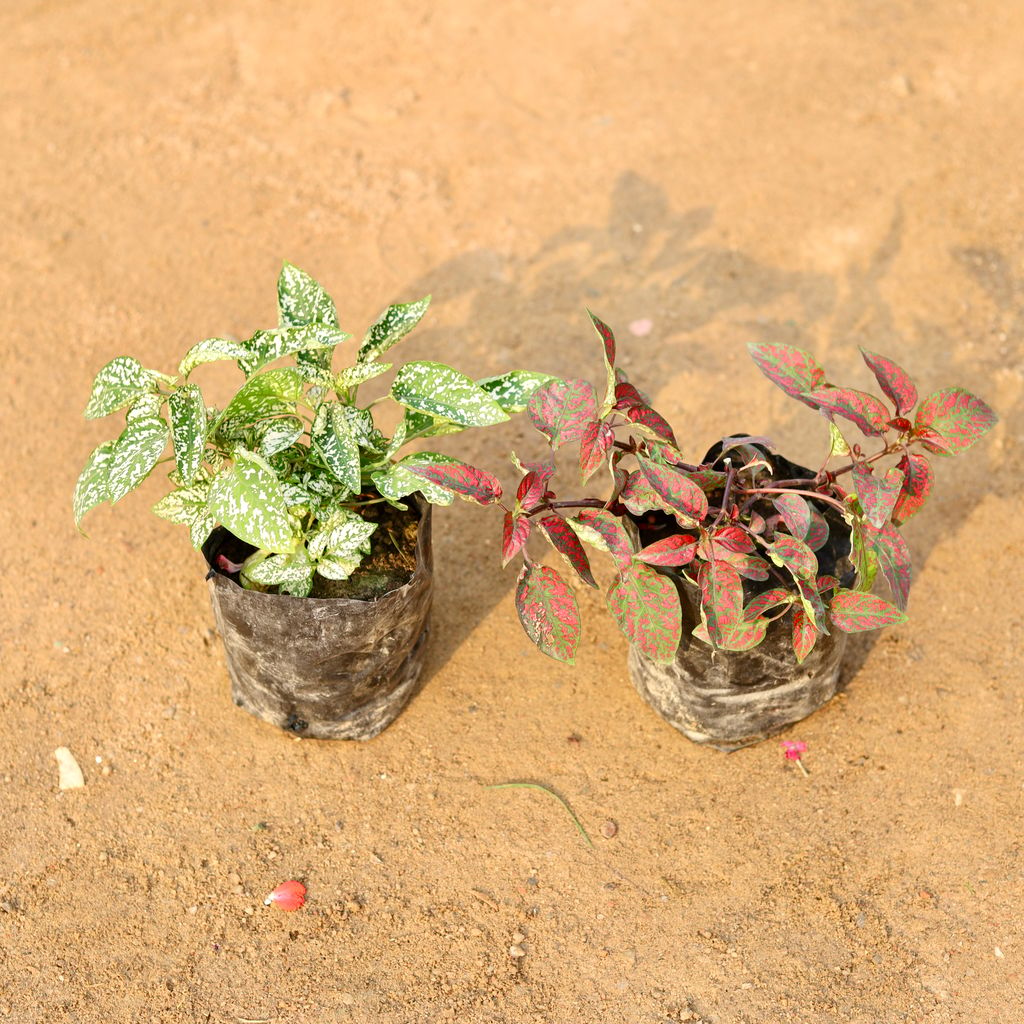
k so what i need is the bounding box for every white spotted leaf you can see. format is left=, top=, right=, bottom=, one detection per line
left=359, top=296, right=431, bottom=360
left=107, top=417, right=170, bottom=503
left=168, top=384, right=206, bottom=485
left=391, top=362, right=509, bottom=427
left=73, top=441, right=115, bottom=528
left=207, top=449, right=298, bottom=553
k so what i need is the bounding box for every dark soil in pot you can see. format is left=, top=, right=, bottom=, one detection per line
left=628, top=439, right=855, bottom=751
left=201, top=499, right=433, bottom=741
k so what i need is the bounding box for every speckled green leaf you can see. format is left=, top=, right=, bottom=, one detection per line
left=168, top=384, right=206, bottom=485
left=307, top=505, right=377, bottom=562
left=107, top=417, right=170, bottom=503
left=152, top=483, right=216, bottom=550
left=73, top=441, right=115, bottom=528
left=85, top=357, right=165, bottom=419
left=126, top=392, right=165, bottom=422
left=244, top=547, right=316, bottom=596
left=207, top=449, right=298, bottom=554
left=334, top=360, right=392, bottom=390
left=401, top=407, right=466, bottom=440
left=392, top=361, right=509, bottom=427
left=515, top=563, right=581, bottom=664
left=607, top=564, right=682, bottom=664
left=258, top=416, right=304, bottom=458
left=311, top=403, right=361, bottom=495
left=277, top=262, right=339, bottom=329
left=478, top=370, right=556, bottom=413
left=178, top=338, right=250, bottom=378
left=359, top=296, right=430, bottom=360
left=239, top=324, right=348, bottom=376
left=216, top=368, right=303, bottom=440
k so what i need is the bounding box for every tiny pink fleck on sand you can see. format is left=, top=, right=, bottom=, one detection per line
left=628, top=318, right=653, bottom=337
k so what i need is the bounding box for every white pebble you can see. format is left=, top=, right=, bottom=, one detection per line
left=54, top=747, right=85, bottom=790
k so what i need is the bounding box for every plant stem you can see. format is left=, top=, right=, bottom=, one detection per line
left=486, top=781, right=593, bottom=848
left=712, top=458, right=736, bottom=528
left=742, top=487, right=847, bottom=515
left=528, top=498, right=608, bottom=518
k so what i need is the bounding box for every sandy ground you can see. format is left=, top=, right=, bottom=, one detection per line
left=2, top=2, right=1023, bottom=1022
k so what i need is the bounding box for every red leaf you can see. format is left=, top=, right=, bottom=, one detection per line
left=516, top=469, right=548, bottom=511
left=851, top=463, right=904, bottom=528
left=636, top=533, right=698, bottom=567
left=614, top=381, right=646, bottom=410
left=744, top=587, right=794, bottom=620
left=747, top=342, right=828, bottom=406
left=515, top=563, right=581, bottom=663
left=568, top=509, right=634, bottom=570
left=767, top=534, right=818, bottom=582
left=869, top=522, right=912, bottom=611
left=772, top=493, right=811, bottom=540
left=712, top=525, right=755, bottom=554
left=860, top=348, right=918, bottom=415
left=624, top=404, right=678, bottom=446
left=914, top=387, right=998, bottom=456
left=407, top=460, right=502, bottom=505
left=792, top=607, right=818, bottom=664
left=539, top=515, right=597, bottom=587
left=579, top=420, right=615, bottom=483
left=502, top=512, right=531, bottom=567
left=892, top=453, right=933, bottom=525
left=698, top=560, right=744, bottom=647
left=719, top=551, right=770, bottom=581
left=803, top=386, right=891, bottom=436
left=636, top=456, right=709, bottom=525
left=528, top=378, right=598, bottom=448
left=688, top=468, right=728, bottom=492
left=606, top=564, right=682, bottom=664
left=829, top=589, right=908, bottom=632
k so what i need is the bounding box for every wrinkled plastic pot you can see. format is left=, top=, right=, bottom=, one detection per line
left=201, top=503, right=432, bottom=740
left=628, top=442, right=853, bottom=751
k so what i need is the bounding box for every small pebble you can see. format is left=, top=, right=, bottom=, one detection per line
left=340, top=994, right=354, bottom=1006
left=54, top=747, right=85, bottom=790
left=600, top=820, right=618, bottom=839
left=508, top=944, right=526, bottom=958
left=512, top=931, right=525, bottom=944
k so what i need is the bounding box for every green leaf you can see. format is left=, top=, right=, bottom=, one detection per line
left=73, top=441, right=115, bottom=528
left=515, top=563, right=581, bottom=664
left=391, top=361, right=509, bottom=427
left=914, top=387, right=998, bottom=456
left=371, top=452, right=458, bottom=506
left=829, top=590, right=908, bottom=632
left=152, top=483, right=216, bottom=549
left=311, top=403, right=362, bottom=494
left=258, top=416, right=304, bottom=458
left=85, top=357, right=166, bottom=419
left=478, top=370, right=556, bottom=413
left=359, top=296, right=431, bottom=360
left=401, top=407, right=466, bottom=440
left=107, top=417, right=170, bottom=503
left=243, top=547, right=316, bottom=597
left=334, top=360, right=392, bottom=390
left=277, top=262, right=339, bottom=328
left=126, top=392, right=165, bottom=422
left=207, top=449, right=298, bottom=553
left=307, top=505, right=377, bottom=562
left=168, top=384, right=206, bottom=486
left=178, top=338, right=250, bottom=378
left=215, top=368, right=303, bottom=440
left=607, top=563, right=682, bottom=664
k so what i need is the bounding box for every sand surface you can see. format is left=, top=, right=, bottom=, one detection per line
left=2, top=2, right=1022, bottom=1021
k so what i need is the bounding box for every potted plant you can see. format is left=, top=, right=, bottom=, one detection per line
left=409, top=313, right=999, bottom=749
left=74, top=263, right=549, bottom=739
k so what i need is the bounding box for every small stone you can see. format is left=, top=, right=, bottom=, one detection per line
left=600, top=820, right=618, bottom=839
left=344, top=901, right=361, bottom=914
left=100, top=765, right=112, bottom=777
left=508, top=944, right=526, bottom=958
left=54, top=747, right=85, bottom=790
left=512, top=931, right=525, bottom=944
left=340, top=994, right=354, bottom=1006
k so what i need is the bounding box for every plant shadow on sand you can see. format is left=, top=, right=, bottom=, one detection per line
left=403, top=171, right=1019, bottom=717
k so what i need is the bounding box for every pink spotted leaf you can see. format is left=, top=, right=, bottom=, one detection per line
left=869, top=522, right=912, bottom=611
left=803, top=386, right=892, bottom=437
left=502, top=512, right=532, bottom=567
left=539, top=515, right=597, bottom=588
left=891, top=453, right=933, bottom=525
left=606, top=563, right=682, bottom=665
left=772, top=493, right=811, bottom=540
left=851, top=463, right=905, bottom=529
left=406, top=460, right=503, bottom=505
left=635, top=533, right=698, bottom=567
left=860, top=348, right=918, bottom=415
left=792, top=607, right=818, bottom=664
left=567, top=509, right=634, bottom=571
left=579, top=420, right=616, bottom=483
left=747, top=343, right=828, bottom=408
left=805, top=507, right=830, bottom=552
left=636, top=456, right=709, bottom=525
left=588, top=310, right=617, bottom=415
left=515, top=563, right=581, bottom=663
left=914, top=388, right=998, bottom=456
left=527, top=378, right=599, bottom=449
left=744, top=588, right=794, bottom=621
left=829, top=589, right=908, bottom=632
left=766, top=533, right=818, bottom=582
